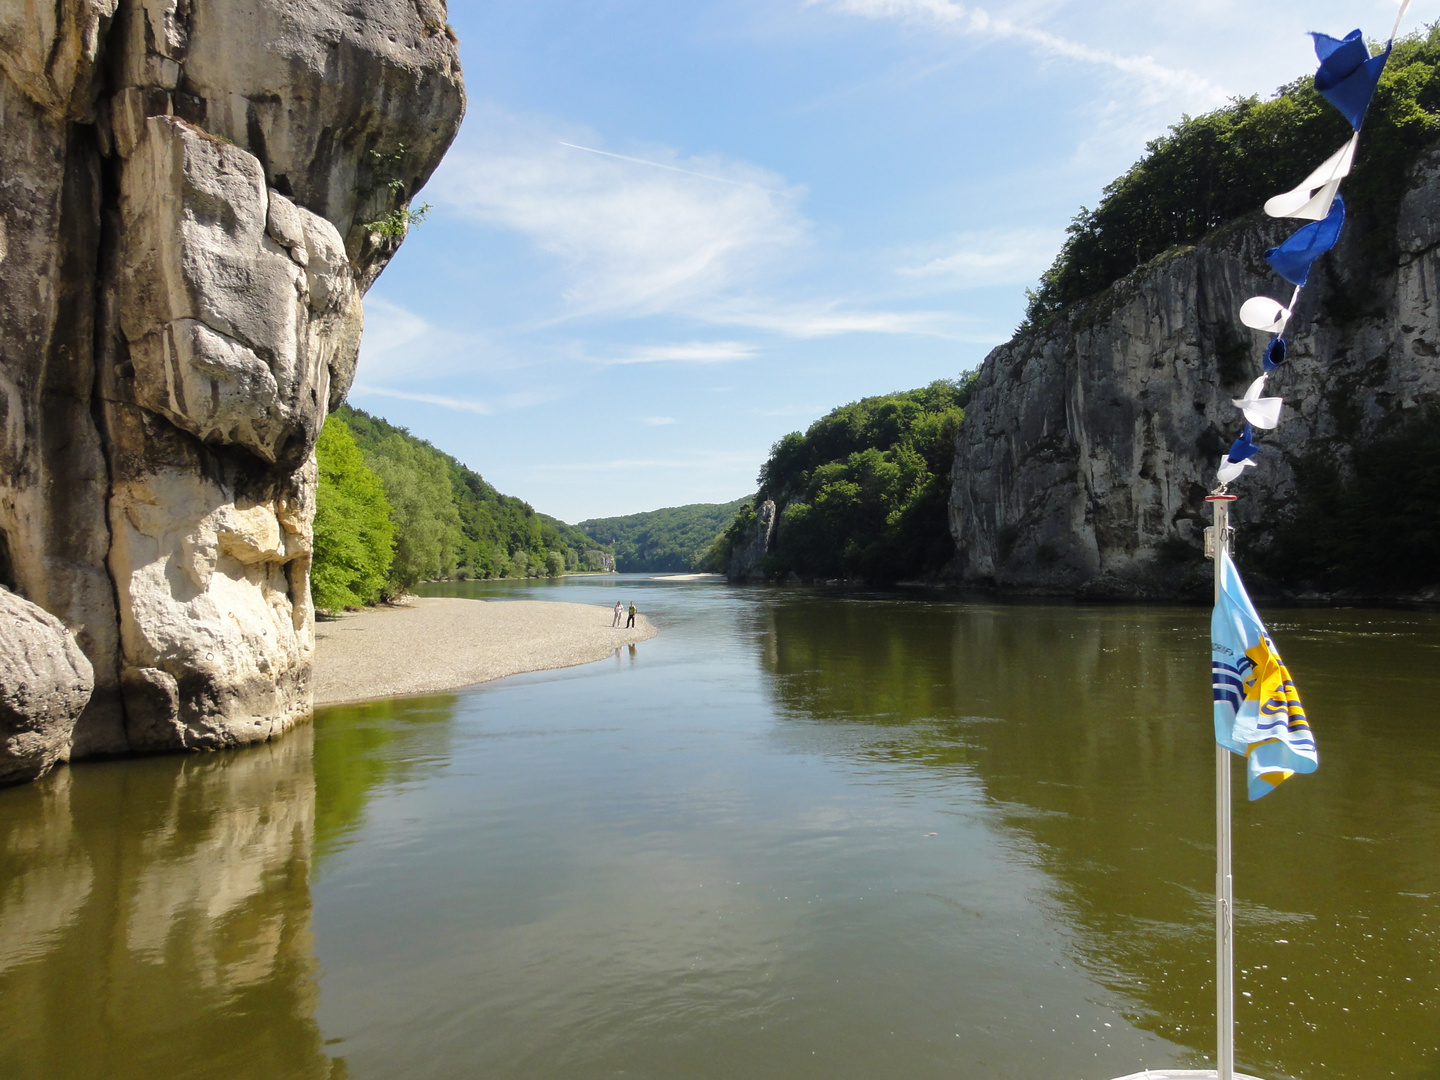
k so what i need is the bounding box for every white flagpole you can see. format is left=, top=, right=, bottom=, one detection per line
left=1208, top=493, right=1237, bottom=1080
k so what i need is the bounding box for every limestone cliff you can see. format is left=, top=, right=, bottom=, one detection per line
left=0, top=0, right=464, bottom=782
left=948, top=142, right=1440, bottom=598
left=726, top=500, right=776, bottom=582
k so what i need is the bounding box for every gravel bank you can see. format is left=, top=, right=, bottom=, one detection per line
left=312, top=597, right=657, bottom=706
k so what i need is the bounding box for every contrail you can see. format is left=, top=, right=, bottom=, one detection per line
left=558, top=141, right=778, bottom=191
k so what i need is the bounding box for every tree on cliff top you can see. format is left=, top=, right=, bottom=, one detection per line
left=1024, top=25, right=1440, bottom=325
left=312, top=416, right=394, bottom=609
left=710, top=375, right=977, bottom=582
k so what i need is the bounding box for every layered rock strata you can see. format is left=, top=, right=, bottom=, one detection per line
left=948, top=143, right=1440, bottom=596
left=0, top=0, right=463, bottom=781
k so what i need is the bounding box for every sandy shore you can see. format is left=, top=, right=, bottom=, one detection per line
left=312, top=597, right=657, bottom=706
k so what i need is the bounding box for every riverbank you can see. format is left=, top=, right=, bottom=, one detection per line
left=312, top=597, right=657, bottom=706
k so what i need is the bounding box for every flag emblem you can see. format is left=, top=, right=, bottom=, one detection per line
left=1211, top=548, right=1318, bottom=799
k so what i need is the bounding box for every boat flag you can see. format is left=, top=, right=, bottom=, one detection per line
left=1264, top=134, right=1358, bottom=219
left=1262, top=338, right=1287, bottom=372
left=1264, top=195, right=1345, bottom=285
left=1232, top=375, right=1284, bottom=429
left=1211, top=547, right=1318, bottom=799
left=1313, top=30, right=1390, bottom=129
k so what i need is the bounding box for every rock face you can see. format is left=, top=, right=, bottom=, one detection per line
left=0, top=587, right=95, bottom=785
left=726, top=500, right=776, bottom=581
left=0, top=0, right=463, bottom=781
left=949, top=143, right=1440, bottom=597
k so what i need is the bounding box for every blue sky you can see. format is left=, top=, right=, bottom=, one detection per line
left=352, top=0, right=1412, bottom=523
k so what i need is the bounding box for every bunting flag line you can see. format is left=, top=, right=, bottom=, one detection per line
left=1211, top=547, right=1318, bottom=800
left=1265, top=195, right=1346, bottom=286
left=1218, top=8, right=1411, bottom=490
left=1264, top=133, right=1357, bottom=219
left=1313, top=30, right=1391, bottom=129
left=1232, top=375, right=1283, bottom=429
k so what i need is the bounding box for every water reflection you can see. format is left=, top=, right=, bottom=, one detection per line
left=1, top=581, right=1436, bottom=1080
left=0, top=729, right=341, bottom=1080
left=759, top=598, right=1440, bottom=1080
left=313, top=694, right=460, bottom=862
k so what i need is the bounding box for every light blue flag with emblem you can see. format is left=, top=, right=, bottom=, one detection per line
left=1211, top=548, right=1318, bottom=799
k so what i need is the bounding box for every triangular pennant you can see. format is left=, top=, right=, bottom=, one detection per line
left=1262, top=338, right=1288, bottom=372
left=1240, top=296, right=1291, bottom=333
left=1264, top=134, right=1358, bottom=219
left=1265, top=196, right=1345, bottom=286
left=1232, top=375, right=1284, bottom=429
left=1313, top=30, right=1391, bottom=129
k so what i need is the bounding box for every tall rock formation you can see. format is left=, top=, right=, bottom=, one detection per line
left=726, top=499, right=776, bottom=582
left=0, top=0, right=464, bottom=782
left=949, top=142, right=1440, bottom=597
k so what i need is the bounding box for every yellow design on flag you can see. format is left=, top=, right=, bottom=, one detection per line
left=1212, top=549, right=1317, bottom=799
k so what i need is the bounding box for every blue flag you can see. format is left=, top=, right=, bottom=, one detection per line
left=1211, top=548, right=1318, bottom=799
left=1312, top=29, right=1390, bottom=129
left=1262, top=337, right=1287, bottom=372
left=1265, top=195, right=1345, bottom=285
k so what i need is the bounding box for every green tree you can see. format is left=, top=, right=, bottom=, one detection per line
left=311, top=416, right=394, bottom=609
left=710, top=375, right=975, bottom=583
left=363, top=433, right=465, bottom=592
left=545, top=550, right=566, bottom=576
left=335, top=405, right=607, bottom=580
left=579, top=496, right=752, bottom=572
left=1024, top=26, right=1440, bottom=325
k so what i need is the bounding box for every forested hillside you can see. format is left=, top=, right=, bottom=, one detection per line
left=311, top=406, right=614, bottom=607
left=578, top=498, right=750, bottom=572
left=712, top=377, right=976, bottom=583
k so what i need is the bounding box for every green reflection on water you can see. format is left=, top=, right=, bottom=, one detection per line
left=312, top=693, right=459, bottom=864
left=759, top=598, right=1440, bottom=1080
left=2, top=589, right=1437, bottom=1080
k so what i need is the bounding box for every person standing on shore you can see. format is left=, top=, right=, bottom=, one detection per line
left=612, top=600, right=624, bottom=627
left=626, top=602, right=637, bottom=628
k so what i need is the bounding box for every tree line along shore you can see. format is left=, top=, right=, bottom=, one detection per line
left=312, top=405, right=616, bottom=610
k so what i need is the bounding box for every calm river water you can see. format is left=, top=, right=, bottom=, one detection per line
left=2, top=575, right=1437, bottom=1080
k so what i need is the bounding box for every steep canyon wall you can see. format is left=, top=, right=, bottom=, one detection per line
left=948, top=143, right=1440, bottom=598
left=0, top=0, right=463, bottom=783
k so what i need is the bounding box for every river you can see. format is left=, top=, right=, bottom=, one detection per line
left=2, top=575, right=1437, bottom=1080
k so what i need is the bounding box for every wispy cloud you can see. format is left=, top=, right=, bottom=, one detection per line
left=526, top=449, right=763, bottom=473
left=350, top=385, right=550, bottom=415
left=431, top=108, right=809, bottom=320
left=557, top=142, right=782, bottom=192
left=705, top=301, right=964, bottom=339
left=351, top=385, right=493, bottom=414
left=813, top=0, right=1227, bottom=106
left=896, top=227, right=1064, bottom=286
left=642, top=416, right=677, bottom=425
left=754, top=404, right=827, bottom=418
left=357, top=296, right=506, bottom=382
left=603, top=341, right=759, bottom=365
